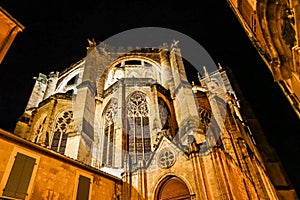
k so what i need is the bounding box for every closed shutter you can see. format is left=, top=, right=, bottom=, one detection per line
left=3, top=153, right=36, bottom=199
left=76, top=175, right=90, bottom=200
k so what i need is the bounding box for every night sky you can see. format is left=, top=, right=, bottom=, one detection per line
left=0, top=0, right=299, bottom=194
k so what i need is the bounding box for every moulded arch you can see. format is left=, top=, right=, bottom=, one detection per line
left=49, top=108, right=74, bottom=137
left=56, top=67, right=84, bottom=93
left=100, top=55, right=163, bottom=90
left=126, top=90, right=150, bottom=104
left=49, top=109, right=74, bottom=154
left=151, top=172, right=195, bottom=197
left=31, top=113, right=48, bottom=142
left=108, top=55, right=162, bottom=72
left=154, top=175, right=193, bottom=200
left=101, top=98, right=118, bottom=123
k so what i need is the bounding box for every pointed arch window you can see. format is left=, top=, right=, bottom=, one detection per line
left=51, top=111, right=74, bottom=154
left=102, top=100, right=118, bottom=166
left=127, top=91, right=151, bottom=164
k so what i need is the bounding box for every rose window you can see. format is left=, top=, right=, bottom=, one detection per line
left=158, top=149, right=176, bottom=168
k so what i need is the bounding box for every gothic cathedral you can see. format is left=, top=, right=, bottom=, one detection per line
left=12, top=41, right=298, bottom=200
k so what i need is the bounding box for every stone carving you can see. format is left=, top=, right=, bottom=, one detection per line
left=157, top=148, right=176, bottom=168
left=282, top=8, right=296, bottom=49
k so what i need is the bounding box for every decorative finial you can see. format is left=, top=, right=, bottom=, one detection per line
left=197, top=72, right=202, bottom=78
left=171, top=40, right=179, bottom=48
left=162, top=42, right=169, bottom=49
left=218, top=63, right=223, bottom=71
left=203, top=66, right=210, bottom=81
left=87, top=38, right=97, bottom=47
left=86, top=38, right=97, bottom=55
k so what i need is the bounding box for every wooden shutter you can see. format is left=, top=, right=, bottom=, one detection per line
left=76, top=175, right=90, bottom=200
left=3, top=152, right=36, bottom=199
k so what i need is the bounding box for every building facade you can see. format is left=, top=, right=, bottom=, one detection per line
left=0, top=128, right=122, bottom=200
left=225, top=0, right=300, bottom=119
left=9, top=41, right=298, bottom=199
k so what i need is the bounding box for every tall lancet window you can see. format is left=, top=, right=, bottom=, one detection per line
left=127, top=91, right=151, bottom=164
left=51, top=111, right=74, bottom=154
left=102, top=100, right=117, bottom=166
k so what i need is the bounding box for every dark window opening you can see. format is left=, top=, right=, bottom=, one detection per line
left=67, top=75, right=78, bottom=85
left=76, top=175, right=90, bottom=200
left=115, top=63, right=121, bottom=68
left=125, top=60, right=141, bottom=65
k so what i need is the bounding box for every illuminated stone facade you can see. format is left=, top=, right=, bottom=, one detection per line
left=0, top=6, right=24, bottom=64
left=8, top=42, right=298, bottom=199
left=225, top=0, right=300, bottom=118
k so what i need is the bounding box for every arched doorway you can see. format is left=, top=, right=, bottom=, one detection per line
left=155, top=176, right=191, bottom=200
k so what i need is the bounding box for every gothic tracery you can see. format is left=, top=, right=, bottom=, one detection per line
left=127, top=91, right=151, bottom=164
left=51, top=111, right=74, bottom=154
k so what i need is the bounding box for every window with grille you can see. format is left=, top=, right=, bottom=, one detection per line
left=127, top=91, right=151, bottom=164
left=51, top=111, right=74, bottom=154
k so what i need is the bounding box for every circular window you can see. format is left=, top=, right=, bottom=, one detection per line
left=157, top=149, right=176, bottom=168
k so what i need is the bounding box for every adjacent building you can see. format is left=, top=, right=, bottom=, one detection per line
left=0, top=6, right=24, bottom=64
left=225, top=0, right=300, bottom=118
left=0, top=128, right=122, bottom=200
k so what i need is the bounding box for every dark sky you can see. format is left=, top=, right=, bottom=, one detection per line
left=0, top=0, right=299, bottom=194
